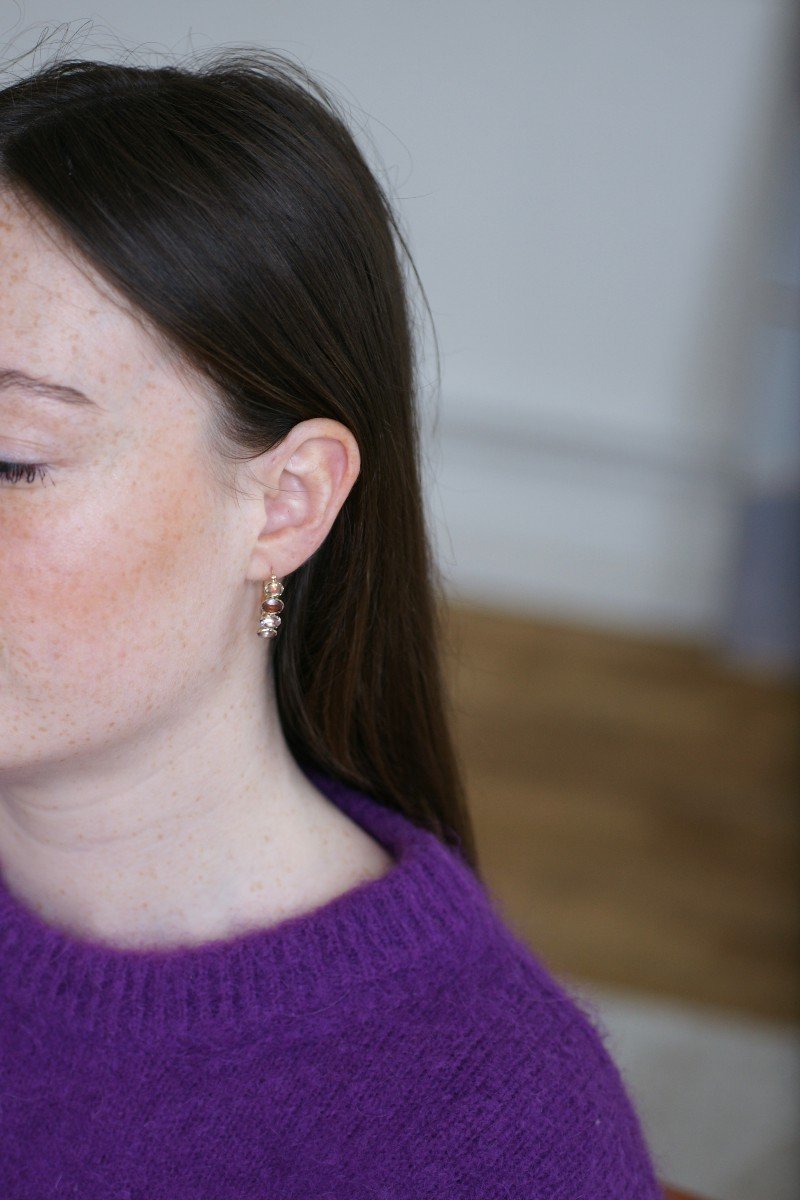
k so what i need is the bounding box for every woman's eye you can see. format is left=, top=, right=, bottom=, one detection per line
left=0, top=460, right=53, bottom=486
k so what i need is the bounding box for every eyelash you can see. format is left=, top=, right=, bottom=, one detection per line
left=0, top=460, right=53, bottom=486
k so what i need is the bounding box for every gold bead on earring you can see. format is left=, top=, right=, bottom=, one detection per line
left=257, top=572, right=285, bottom=639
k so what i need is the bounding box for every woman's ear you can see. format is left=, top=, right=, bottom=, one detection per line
left=244, top=417, right=361, bottom=583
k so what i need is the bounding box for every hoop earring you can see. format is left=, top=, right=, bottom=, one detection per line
left=257, top=572, right=285, bottom=639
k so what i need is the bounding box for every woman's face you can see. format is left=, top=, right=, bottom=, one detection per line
left=0, top=187, right=256, bottom=779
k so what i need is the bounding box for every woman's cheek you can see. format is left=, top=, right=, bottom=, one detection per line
left=2, top=460, right=222, bottom=715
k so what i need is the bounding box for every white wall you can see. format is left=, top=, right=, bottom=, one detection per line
left=5, top=0, right=796, bottom=640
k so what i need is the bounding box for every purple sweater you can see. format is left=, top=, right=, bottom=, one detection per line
left=0, top=763, right=664, bottom=1198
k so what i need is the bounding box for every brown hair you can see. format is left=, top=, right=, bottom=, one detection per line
left=0, top=40, right=482, bottom=880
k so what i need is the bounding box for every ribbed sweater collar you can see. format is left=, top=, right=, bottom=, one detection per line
left=0, top=764, right=496, bottom=1043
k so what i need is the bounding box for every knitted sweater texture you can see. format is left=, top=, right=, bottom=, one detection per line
left=0, top=763, right=664, bottom=1198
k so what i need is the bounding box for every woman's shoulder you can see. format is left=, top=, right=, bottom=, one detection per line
left=389, top=913, right=665, bottom=1198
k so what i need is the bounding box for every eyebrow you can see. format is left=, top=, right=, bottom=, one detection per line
left=0, top=367, right=102, bottom=410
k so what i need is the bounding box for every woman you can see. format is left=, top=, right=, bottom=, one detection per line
left=0, top=45, right=664, bottom=1197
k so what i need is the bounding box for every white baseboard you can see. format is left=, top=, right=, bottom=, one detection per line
left=423, top=399, right=741, bottom=641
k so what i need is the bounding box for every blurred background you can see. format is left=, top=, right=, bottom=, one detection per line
left=2, top=3, right=798, bottom=1197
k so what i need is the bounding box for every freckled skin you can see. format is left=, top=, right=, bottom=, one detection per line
left=0, top=186, right=392, bottom=949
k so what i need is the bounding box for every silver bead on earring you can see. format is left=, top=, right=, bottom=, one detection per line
left=257, top=572, right=285, bottom=639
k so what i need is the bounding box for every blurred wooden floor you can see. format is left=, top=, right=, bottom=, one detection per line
left=441, top=602, right=800, bottom=1025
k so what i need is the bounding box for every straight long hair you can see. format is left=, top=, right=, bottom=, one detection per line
left=0, top=43, right=482, bottom=880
